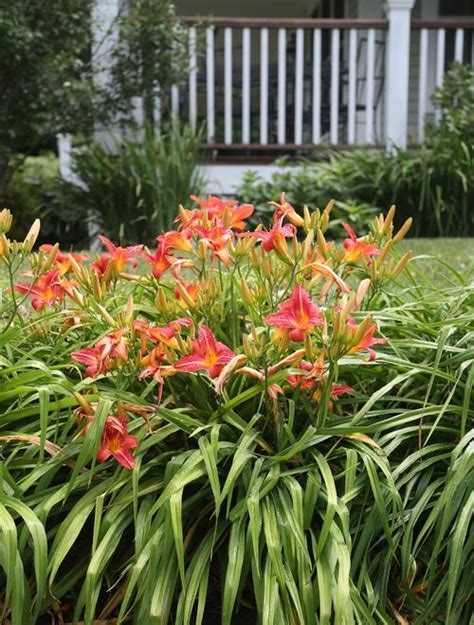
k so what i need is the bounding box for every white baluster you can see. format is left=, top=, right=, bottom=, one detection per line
left=312, top=28, right=321, bottom=144
left=365, top=28, right=375, bottom=144
left=454, top=28, right=464, bottom=62
left=435, top=28, right=445, bottom=124
left=294, top=28, right=304, bottom=145
left=330, top=28, right=340, bottom=144
left=171, top=85, right=179, bottom=117
left=417, top=28, right=428, bottom=144
left=189, top=26, right=197, bottom=131
left=224, top=28, right=233, bottom=145
left=260, top=28, right=269, bottom=145
left=242, top=28, right=251, bottom=144
left=278, top=28, right=286, bottom=144
left=347, top=29, right=357, bottom=145
left=206, top=27, right=215, bottom=143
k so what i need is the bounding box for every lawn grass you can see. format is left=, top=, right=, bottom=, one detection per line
left=399, top=237, right=474, bottom=282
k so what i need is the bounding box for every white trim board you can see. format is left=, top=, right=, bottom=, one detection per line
left=202, top=164, right=297, bottom=195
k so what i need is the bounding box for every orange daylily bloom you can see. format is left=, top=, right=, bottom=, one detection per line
left=240, top=217, right=296, bottom=253
left=156, top=230, right=194, bottom=252
left=269, top=192, right=304, bottom=226
left=342, top=223, right=379, bottom=263
left=175, top=325, right=236, bottom=378
left=347, top=320, right=386, bottom=361
left=98, top=235, right=143, bottom=273
left=265, top=284, right=324, bottom=342
left=195, top=225, right=234, bottom=266
left=39, top=245, right=89, bottom=275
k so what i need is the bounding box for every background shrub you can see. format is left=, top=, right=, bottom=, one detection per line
left=63, top=123, right=206, bottom=244
left=239, top=64, right=473, bottom=237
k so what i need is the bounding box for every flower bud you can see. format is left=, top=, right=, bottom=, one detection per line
left=240, top=278, right=253, bottom=305
left=23, top=219, right=41, bottom=252
left=393, top=218, right=413, bottom=243
left=0, top=233, right=10, bottom=258
left=0, top=209, right=13, bottom=233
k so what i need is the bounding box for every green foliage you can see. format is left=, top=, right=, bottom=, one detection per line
left=63, top=124, right=205, bottom=243
left=0, top=203, right=472, bottom=624
left=109, top=0, right=189, bottom=130
left=3, top=153, right=88, bottom=247
left=0, top=0, right=96, bottom=159
left=239, top=64, right=474, bottom=237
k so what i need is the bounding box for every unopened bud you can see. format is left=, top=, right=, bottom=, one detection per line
left=393, top=218, right=413, bottom=243
left=393, top=251, right=412, bottom=277
left=240, top=279, right=253, bottom=305
left=23, top=219, right=41, bottom=252
left=0, top=209, right=13, bottom=233
left=0, top=233, right=10, bottom=258
left=382, top=205, right=396, bottom=235
left=316, top=229, right=328, bottom=258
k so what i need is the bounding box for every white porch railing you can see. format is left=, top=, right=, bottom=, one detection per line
left=179, top=17, right=389, bottom=149
left=162, top=16, right=473, bottom=153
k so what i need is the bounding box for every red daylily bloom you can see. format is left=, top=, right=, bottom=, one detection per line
left=143, top=241, right=174, bottom=279
left=139, top=346, right=177, bottom=403
left=240, top=218, right=296, bottom=252
left=175, top=325, right=236, bottom=378
left=98, top=235, right=142, bottom=273
left=143, top=241, right=193, bottom=279
left=96, top=328, right=129, bottom=363
left=342, top=223, right=380, bottom=263
left=311, top=383, right=354, bottom=409
left=265, top=285, right=324, bottom=342
left=71, top=345, right=109, bottom=378
left=97, top=414, right=138, bottom=470
left=15, top=269, right=65, bottom=311
left=91, top=253, right=111, bottom=277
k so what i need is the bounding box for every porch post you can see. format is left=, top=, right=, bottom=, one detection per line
left=92, top=0, right=122, bottom=144
left=384, top=0, right=415, bottom=149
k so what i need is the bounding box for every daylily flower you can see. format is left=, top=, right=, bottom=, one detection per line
left=71, top=345, right=109, bottom=378
left=15, top=269, right=65, bottom=311
left=97, top=414, right=138, bottom=470
left=265, top=285, right=324, bottom=342
left=39, top=245, right=89, bottom=275
left=240, top=218, right=296, bottom=253
left=91, top=253, right=111, bottom=277
left=96, top=328, right=129, bottom=363
left=190, top=195, right=237, bottom=219
left=143, top=241, right=174, bottom=279
left=342, top=223, right=380, bottom=263
left=311, top=383, right=354, bottom=409
left=143, top=242, right=194, bottom=279
left=269, top=192, right=304, bottom=226
left=195, top=225, right=234, bottom=266
left=98, top=235, right=142, bottom=273
left=175, top=325, right=236, bottom=378
left=347, top=319, right=386, bottom=361
left=174, top=280, right=200, bottom=308
left=134, top=317, right=192, bottom=350
left=140, top=346, right=177, bottom=403
left=156, top=230, right=193, bottom=252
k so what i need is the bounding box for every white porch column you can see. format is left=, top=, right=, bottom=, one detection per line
left=384, top=0, right=415, bottom=149
left=92, top=0, right=122, bottom=144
